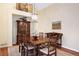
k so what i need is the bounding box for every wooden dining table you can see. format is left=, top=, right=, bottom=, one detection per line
left=30, top=39, right=48, bottom=56
left=30, top=39, right=48, bottom=45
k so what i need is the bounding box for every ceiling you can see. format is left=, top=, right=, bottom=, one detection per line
left=34, top=3, right=52, bottom=11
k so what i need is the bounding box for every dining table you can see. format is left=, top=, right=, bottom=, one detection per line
left=30, top=38, right=48, bottom=56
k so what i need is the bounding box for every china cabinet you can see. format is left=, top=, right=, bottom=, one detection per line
left=16, top=17, right=30, bottom=44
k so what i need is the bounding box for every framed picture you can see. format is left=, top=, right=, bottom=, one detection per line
left=52, top=21, right=61, bottom=29
left=16, top=3, right=33, bottom=13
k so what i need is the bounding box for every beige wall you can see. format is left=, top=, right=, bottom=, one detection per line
left=0, top=3, right=21, bottom=47
left=38, top=4, right=62, bottom=33
left=38, top=3, right=79, bottom=52
left=0, top=4, right=14, bottom=47
left=0, top=4, right=7, bottom=45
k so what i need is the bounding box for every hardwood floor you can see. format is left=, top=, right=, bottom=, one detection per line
left=0, top=45, right=79, bottom=56
left=0, top=47, right=8, bottom=56
left=60, top=47, right=79, bottom=56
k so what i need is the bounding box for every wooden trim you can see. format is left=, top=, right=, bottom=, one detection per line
left=60, top=47, right=79, bottom=56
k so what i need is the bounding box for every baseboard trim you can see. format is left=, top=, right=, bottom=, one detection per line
left=12, top=44, right=18, bottom=46
left=61, top=47, right=79, bottom=56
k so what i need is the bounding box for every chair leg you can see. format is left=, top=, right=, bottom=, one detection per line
left=26, top=49, right=28, bottom=56
left=33, top=49, right=36, bottom=56
left=55, top=52, right=57, bottom=56
left=21, top=46, right=25, bottom=56
left=19, top=46, right=20, bottom=52
left=55, top=49, right=57, bottom=56
left=21, top=49, right=24, bottom=56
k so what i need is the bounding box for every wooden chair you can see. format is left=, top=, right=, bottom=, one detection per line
left=19, top=39, right=35, bottom=56
left=19, top=40, right=24, bottom=53
left=52, top=33, right=63, bottom=48
left=39, top=38, right=57, bottom=56
left=38, top=32, right=44, bottom=40
left=19, top=42, right=25, bottom=56
left=46, top=32, right=63, bottom=48
left=23, top=42, right=35, bottom=56
left=38, top=33, right=48, bottom=49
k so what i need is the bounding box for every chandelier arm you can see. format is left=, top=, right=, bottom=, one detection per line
left=31, top=3, right=38, bottom=20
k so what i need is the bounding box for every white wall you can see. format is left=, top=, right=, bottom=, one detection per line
left=30, top=22, right=38, bottom=36
left=38, top=3, right=79, bottom=52
left=0, top=4, right=8, bottom=45
left=0, top=4, right=13, bottom=47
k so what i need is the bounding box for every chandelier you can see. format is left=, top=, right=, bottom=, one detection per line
left=31, top=3, right=38, bottom=20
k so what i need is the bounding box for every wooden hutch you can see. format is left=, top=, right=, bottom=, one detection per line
left=16, top=17, right=30, bottom=44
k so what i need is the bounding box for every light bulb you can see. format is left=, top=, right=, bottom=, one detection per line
left=32, top=14, right=38, bottom=20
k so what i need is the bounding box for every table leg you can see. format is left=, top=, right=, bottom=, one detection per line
left=34, top=45, right=39, bottom=56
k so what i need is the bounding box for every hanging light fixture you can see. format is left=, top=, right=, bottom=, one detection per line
left=31, top=3, right=38, bottom=20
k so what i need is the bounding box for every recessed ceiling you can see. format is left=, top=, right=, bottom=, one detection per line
left=35, top=3, right=52, bottom=11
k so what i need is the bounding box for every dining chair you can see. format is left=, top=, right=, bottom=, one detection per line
left=19, top=42, right=25, bottom=56
left=23, top=42, right=35, bottom=56
left=19, top=40, right=24, bottom=53
left=38, top=32, right=44, bottom=40
left=39, top=38, right=57, bottom=56
left=38, top=33, right=48, bottom=49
